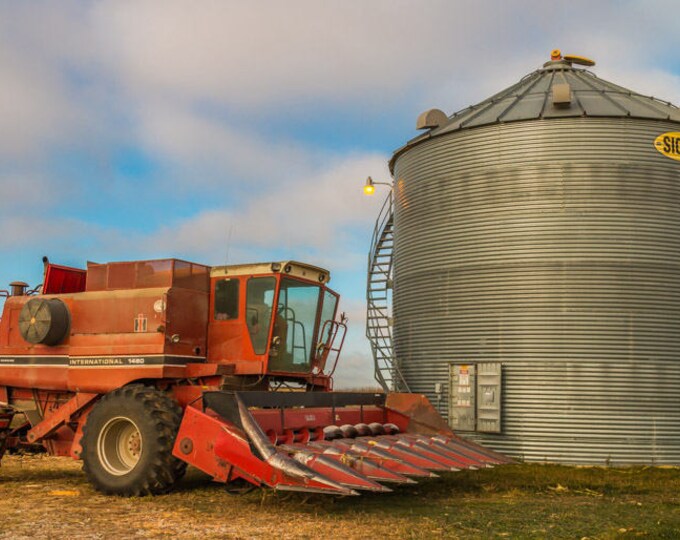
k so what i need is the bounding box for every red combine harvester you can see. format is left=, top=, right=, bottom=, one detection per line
left=0, top=258, right=509, bottom=496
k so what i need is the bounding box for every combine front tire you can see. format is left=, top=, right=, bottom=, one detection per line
left=81, top=385, right=186, bottom=496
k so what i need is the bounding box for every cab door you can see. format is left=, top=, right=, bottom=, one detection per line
left=207, top=277, right=250, bottom=367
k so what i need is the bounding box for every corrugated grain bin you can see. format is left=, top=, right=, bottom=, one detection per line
left=388, top=52, right=680, bottom=464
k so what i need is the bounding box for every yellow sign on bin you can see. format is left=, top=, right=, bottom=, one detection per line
left=654, top=132, right=680, bottom=162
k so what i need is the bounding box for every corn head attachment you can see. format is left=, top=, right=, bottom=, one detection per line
left=173, top=391, right=511, bottom=495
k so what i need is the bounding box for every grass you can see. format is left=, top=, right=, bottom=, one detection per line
left=1, top=454, right=680, bottom=539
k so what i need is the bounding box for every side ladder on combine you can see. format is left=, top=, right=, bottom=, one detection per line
left=366, top=191, right=410, bottom=392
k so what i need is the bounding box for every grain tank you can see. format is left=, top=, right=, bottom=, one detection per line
left=383, top=51, right=680, bottom=464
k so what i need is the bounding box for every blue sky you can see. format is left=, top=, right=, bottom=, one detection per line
left=1, top=1, right=679, bottom=387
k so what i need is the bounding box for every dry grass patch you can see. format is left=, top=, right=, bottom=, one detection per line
left=1, top=454, right=680, bottom=539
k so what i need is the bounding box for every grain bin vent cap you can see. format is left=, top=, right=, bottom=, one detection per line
left=392, top=51, right=680, bottom=171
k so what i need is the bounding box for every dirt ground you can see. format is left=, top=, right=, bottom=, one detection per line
left=2, top=454, right=680, bottom=539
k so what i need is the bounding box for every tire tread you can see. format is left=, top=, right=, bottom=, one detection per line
left=81, top=384, right=186, bottom=496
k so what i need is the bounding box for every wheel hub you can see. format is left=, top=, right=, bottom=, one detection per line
left=96, top=416, right=143, bottom=476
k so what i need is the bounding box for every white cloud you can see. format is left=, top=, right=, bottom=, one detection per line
left=0, top=216, right=82, bottom=250
left=333, top=350, right=380, bottom=390
left=598, top=67, right=680, bottom=108
left=0, top=172, right=65, bottom=212
left=0, top=39, right=83, bottom=159
left=88, top=0, right=641, bottom=113
left=88, top=0, right=475, bottom=108
left=145, top=152, right=390, bottom=257
left=134, top=103, right=320, bottom=187
left=2, top=1, right=679, bottom=172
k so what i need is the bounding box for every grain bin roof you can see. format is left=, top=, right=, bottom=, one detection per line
left=391, top=58, right=680, bottom=172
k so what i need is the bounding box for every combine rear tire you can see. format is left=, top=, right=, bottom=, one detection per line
left=81, top=385, right=186, bottom=496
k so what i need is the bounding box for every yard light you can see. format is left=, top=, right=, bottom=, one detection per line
left=363, top=176, right=392, bottom=195
left=363, top=177, right=376, bottom=195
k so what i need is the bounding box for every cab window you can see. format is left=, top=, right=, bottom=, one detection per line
left=246, top=277, right=276, bottom=354
left=268, top=278, right=322, bottom=373
left=214, top=279, right=239, bottom=320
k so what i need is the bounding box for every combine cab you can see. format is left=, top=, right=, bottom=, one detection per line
left=0, top=258, right=508, bottom=496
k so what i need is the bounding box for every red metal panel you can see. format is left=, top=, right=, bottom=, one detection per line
left=207, top=275, right=263, bottom=371
left=174, top=261, right=210, bottom=293
left=385, top=393, right=454, bottom=436
left=86, top=259, right=210, bottom=292
left=0, top=363, right=186, bottom=394
left=174, top=407, right=227, bottom=477
left=0, top=366, right=69, bottom=392
left=43, top=264, right=87, bottom=295
left=165, top=287, right=209, bottom=358
left=66, top=365, right=184, bottom=393
left=173, top=406, right=354, bottom=494
left=26, top=392, right=98, bottom=443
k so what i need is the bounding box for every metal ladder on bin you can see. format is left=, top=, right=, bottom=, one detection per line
left=366, top=191, right=410, bottom=393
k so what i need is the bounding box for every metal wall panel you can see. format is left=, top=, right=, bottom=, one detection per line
left=392, top=117, right=680, bottom=464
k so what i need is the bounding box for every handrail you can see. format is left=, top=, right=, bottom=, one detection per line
left=365, top=189, right=410, bottom=393
left=368, top=191, right=393, bottom=269
left=323, top=320, right=348, bottom=378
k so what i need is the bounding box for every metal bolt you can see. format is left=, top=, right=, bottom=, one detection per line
left=179, top=438, right=193, bottom=455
